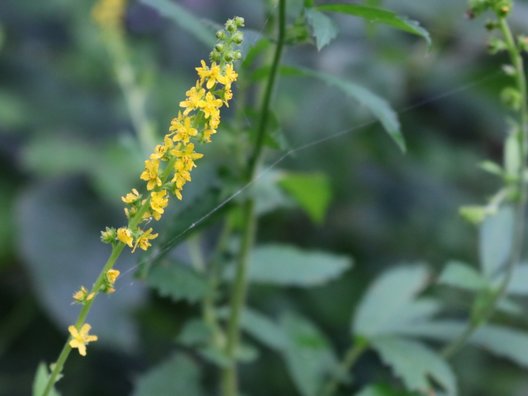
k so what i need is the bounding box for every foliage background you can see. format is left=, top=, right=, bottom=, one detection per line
left=1, top=0, right=528, bottom=395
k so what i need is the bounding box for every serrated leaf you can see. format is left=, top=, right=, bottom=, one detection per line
left=146, top=262, right=207, bottom=303
left=139, top=0, right=215, bottom=46
left=33, top=363, right=60, bottom=396
left=305, top=8, right=339, bottom=50
left=280, top=312, right=338, bottom=396
left=479, top=206, right=514, bottom=278
left=240, top=308, right=289, bottom=350
left=178, top=319, right=211, bottom=347
left=353, top=265, right=429, bottom=338
left=372, top=337, right=457, bottom=396
left=132, top=354, right=204, bottom=396
left=226, top=244, right=351, bottom=287
left=316, top=4, right=431, bottom=47
left=394, top=320, right=528, bottom=369
left=295, top=67, right=404, bottom=152
left=438, top=261, right=489, bottom=291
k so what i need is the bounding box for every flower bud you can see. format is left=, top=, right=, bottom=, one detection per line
left=234, top=16, right=245, bottom=27
left=232, top=31, right=244, bottom=45
left=216, top=30, right=225, bottom=40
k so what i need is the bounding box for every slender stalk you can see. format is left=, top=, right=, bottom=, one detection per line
left=221, top=1, right=286, bottom=395
left=319, top=341, right=368, bottom=396
left=442, top=16, right=528, bottom=359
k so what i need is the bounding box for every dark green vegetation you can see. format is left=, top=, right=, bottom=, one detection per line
left=1, top=1, right=528, bottom=395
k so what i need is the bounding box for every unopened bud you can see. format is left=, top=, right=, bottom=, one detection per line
left=234, top=17, right=245, bottom=27
left=232, top=31, right=244, bottom=45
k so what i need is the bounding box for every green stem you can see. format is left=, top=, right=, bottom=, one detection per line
left=41, top=178, right=164, bottom=396
left=221, top=2, right=286, bottom=395
left=319, top=341, right=368, bottom=396
left=442, top=16, right=528, bottom=359
left=42, top=243, right=125, bottom=396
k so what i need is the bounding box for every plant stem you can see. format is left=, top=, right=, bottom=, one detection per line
left=41, top=181, right=161, bottom=396
left=221, top=1, right=286, bottom=395
left=442, top=16, right=528, bottom=359
left=320, top=341, right=368, bottom=396
left=42, top=243, right=125, bottom=396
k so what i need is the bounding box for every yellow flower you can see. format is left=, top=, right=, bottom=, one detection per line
left=179, top=84, right=206, bottom=115
left=121, top=188, right=141, bottom=204
left=201, top=92, right=223, bottom=120
left=69, top=324, right=98, bottom=356
left=140, top=159, right=162, bottom=191
left=150, top=190, right=169, bottom=221
left=202, top=129, right=216, bottom=143
left=106, top=269, right=120, bottom=284
left=171, top=143, right=204, bottom=171
left=172, top=160, right=192, bottom=189
left=133, top=228, right=159, bottom=252
left=223, top=88, right=233, bottom=106
left=218, top=64, right=238, bottom=88
left=117, top=227, right=133, bottom=247
left=72, top=286, right=95, bottom=304
left=196, top=61, right=222, bottom=89
left=170, top=114, right=198, bottom=144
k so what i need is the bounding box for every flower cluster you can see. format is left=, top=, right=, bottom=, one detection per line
left=92, top=0, right=127, bottom=31
left=67, top=17, right=244, bottom=358
left=113, top=17, right=244, bottom=253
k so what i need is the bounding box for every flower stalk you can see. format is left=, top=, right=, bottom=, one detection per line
left=442, top=1, right=528, bottom=359
left=40, top=16, right=244, bottom=396
left=221, top=1, right=286, bottom=395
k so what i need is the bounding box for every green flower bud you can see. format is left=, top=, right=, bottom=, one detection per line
left=488, top=37, right=506, bottom=54
left=232, top=31, right=244, bottom=45
left=233, top=50, right=242, bottom=60
left=216, top=30, right=225, bottom=40
left=215, top=43, right=224, bottom=52
left=100, top=227, right=117, bottom=244
left=501, top=87, right=522, bottom=111
left=224, top=53, right=233, bottom=62
left=225, top=19, right=236, bottom=33
left=234, top=16, right=245, bottom=27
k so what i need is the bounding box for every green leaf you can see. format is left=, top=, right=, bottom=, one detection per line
left=146, top=261, right=208, bottom=303
left=353, top=265, right=430, bottom=337
left=139, top=0, right=215, bottom=46
left=178, top=319, right=211, bottom=347
left=280, top=312, right=338, bottom=396
left=393, top=320, right=528, bottom=369
left=132, top=354, right=204, bottom=396
left=505, top=264, right=528, bottom=295
left=32, top=363, right=60, bottom=396
left=226, top=244, right=352, bottom=287
left=295, top=67, right=404, bottom=152
left=372, top=337, right=457, bottom=396
left=316, top=4, right=431, bottom=47
left=479, top=206, right=514, bottom=278
left=305, top=8, right=339, bottom=51
left=239, top=308, right=289, bottom=350
left=278, top=172, right=332, bottom=223
left=437, top=260, right=489, bottom=291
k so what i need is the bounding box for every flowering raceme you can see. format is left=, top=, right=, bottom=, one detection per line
left=65, top=17, right=244, bottom=357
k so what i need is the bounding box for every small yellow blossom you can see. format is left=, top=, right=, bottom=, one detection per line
left=218, top=64, right=238, bottom=88
left=201, top=92, right=223, bottom=120
left=170, top=114, right=198, bottom=144
left=69, top=324, right=98, bottom=356
left=180, top=84, right=206, bottom=115
left=133, top=228, right=159, bottom=252
left=73, top=286, right=95, bottom=304
left=121, top=188, right=141, bottom=204
left=92, top=0, right=126, bottom=31
left=106, top=269, right=120, bottom=284
left=172, top=143, right=204, bottom=170
left=140, top=159, right=162, bottom=191
left=117, top=227, right=133, bottom=247
left=196, top=60, right=222, bottom=89
left=150, top=190, right=169, bottom=221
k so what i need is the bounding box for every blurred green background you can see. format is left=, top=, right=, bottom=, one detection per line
left=1, top=0, right=528, bottom=395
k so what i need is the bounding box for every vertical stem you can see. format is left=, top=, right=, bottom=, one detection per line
left=442, top=16, right=528, bottom=359
left=319, top=341, right=368, bottom=396
left=221, top=1, right=286, bottom=395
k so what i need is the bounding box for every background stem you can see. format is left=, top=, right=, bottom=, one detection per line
left=442, top=16, right=528, bottom=359
left=221, top=1, right=286, bottom=395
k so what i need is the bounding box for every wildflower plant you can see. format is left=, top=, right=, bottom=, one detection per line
left=27, top=0, right=528, bottom=395
left=37, top=15, right=244, bottom=396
